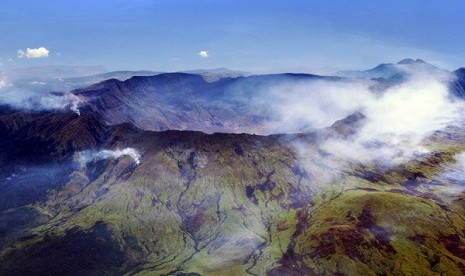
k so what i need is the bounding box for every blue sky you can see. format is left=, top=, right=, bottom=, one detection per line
left=0, top=0, right=464, bottom=74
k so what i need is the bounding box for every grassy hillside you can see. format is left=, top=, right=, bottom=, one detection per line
left=1, top=110, right=465, bottom=275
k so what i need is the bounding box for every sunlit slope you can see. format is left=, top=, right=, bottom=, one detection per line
left=1, top=110, right=465, bottom=275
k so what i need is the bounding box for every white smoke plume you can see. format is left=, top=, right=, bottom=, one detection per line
left=76, top=148, right=141, bottom=167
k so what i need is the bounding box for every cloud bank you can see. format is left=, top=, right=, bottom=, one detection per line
left=0, top=83, right=81, bottom=115
left=267, top=72, right=463, bottom=166
left=17, top=47, right=50, bottom=59
left=0, top=74, right=82, bottom=114
left=29, top=93, right=81, bottom=115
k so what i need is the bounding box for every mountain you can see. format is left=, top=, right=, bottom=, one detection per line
left=181, top=68, right=251, bottom=81
left=451, top=68, right=465, bottom=98
left=2, top=61, right=465, bottom=275
left=3, top=65, right=108, bottom=80
left=336, top=58, right=448, bottom=82
left=64, top=68, right=249, bottom=91
left=1, top=107, right=465, bottom=275
left=0, top=67, right=249, bottom=97
left=61, top=70, right=160, bottom=89
left=0, top=65, right=110, bottom=99
left=74, top=72, right=338, bottom=134
left=0, top=69, right=160, bottom=95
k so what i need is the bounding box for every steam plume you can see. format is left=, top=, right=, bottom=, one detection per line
left=76, top=148, right=141, bottom=167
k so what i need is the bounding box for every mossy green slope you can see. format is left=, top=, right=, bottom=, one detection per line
left=1, top=117, right=465, bottom=275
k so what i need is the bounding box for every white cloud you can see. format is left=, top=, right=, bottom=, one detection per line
left=0, top=83, right=81, bottom=115
left=442, top=152, right=465, bottom=183
left=76, top=148, right=141, bottom=167
left=199, top=50, right=209, bottom=58
left=31, top=93, right=82, bottom=115
left=265, top=71, right=463, bottom=167
left=17, top=47, right=50, bottom=59
left=269, top=80, right=371, bottom=131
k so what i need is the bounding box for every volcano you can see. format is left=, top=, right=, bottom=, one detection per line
left=2, top=61, right=465, bottom=275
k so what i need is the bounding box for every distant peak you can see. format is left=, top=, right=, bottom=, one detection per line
left=455, top=68, right=465, bottom=77
left=397, top=58, right=426, bottom=65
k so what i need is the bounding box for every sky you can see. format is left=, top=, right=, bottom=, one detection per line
left=0, top=0, right=464, bottom=74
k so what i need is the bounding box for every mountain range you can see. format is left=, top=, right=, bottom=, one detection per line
left=336, top=58, right=448, bottom=80
left=74, top=72, right=339, bottom=134
left=1, top=59, right=465, bottom=275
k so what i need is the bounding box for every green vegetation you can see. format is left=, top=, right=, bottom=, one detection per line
left=2, top=119, right=465, bottom=275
